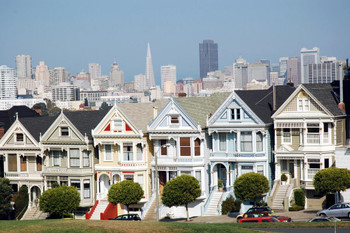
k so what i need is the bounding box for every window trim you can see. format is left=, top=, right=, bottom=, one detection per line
left=218, top=133, right=227, bottom=152
left=230, top=108, right=242, bottom=120
left=53, top=150, right=61, bottom=166
left=240, top=131, right=253, bottom=152
left=282, top=128, right=292, bottom=144
left=16, top=133, right=24, bottom=142
left=104, top=144, right=113, bottom=161
left=60, top=127, right=69, bottom=137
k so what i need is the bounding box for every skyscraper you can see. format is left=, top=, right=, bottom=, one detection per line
left=145, top=43, right=155, bottom=89
left=300, top=47, right=320, bottom=83
left=89, top=63, right=101, bottom=81
left=0, top=65, right=17, bottom=99
left=16, top=55, right=32, bottom=79
left=161, top=65, right=176, bottom=90
left=199, top=40, right=218, bottom=79
left=35, top=61, right=50, bottom=86
left=287, top=57, right=301, bottom=86
left=109, top=62, right=124, bottom=87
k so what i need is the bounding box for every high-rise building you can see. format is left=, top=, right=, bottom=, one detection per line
left=35, top=61, right=50, bottom=86
left=16, top=55, right=32, bottom=79
left=301, top=47, right=320, bottom=83
left=307, top=60, right=343, bottom=84
left=161, top=65, right=176, bottom=90
left=248, top=63, right=270, bottom=84
left=0, top=65, right=17, bottom=99
left=287, top=57, right=301, bottom=86
left=145, top=43, right=155, bottom=89
left=89, top=63, right=101, bottom=81
left=279, top=57, right=288, bottom=78
left=199, top=40, right=218, bottom=79
left=109, top=62, right=124, bottom=87
left=134, top=74, right=146, bottom=92
left=233, top=57, right=248, bottom=89
left=50, top=67, right=69, bottom=85
left=52, top=82, right=79, bottom=102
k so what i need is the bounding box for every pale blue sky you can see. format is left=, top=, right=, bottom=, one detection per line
left=0, top=0, right=349, bottom=84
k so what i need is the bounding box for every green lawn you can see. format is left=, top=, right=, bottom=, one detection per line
left=0, top=220, right=258, bottom=233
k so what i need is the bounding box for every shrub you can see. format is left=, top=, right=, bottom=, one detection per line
left=218, top=179, right=223, bottom=189
left=313, top=167, right=350, bottom=195
left=281, top=173, right=287, bottom=182
left=289, top=204, right=304, bottom=211
left=0, top=178, right=14, bottom=220
left=14, top=185, right=29, bottom=219
left=221, top=196, right=242, bottom=215
left=294, top=189, right=305, bottom=207
left=322, top=194, right=335, bottom=209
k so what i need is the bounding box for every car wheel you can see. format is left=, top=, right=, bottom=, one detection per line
left=320, top=213, right=326, bottom=217
left=236, top=217, right=242, bottom=222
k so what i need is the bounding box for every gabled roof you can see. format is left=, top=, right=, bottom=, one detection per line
left=117, top=100, right=169, bottom=132
left=174, top=92, right=231, bottom=127
left=236, top=85, right=295, bottom=124
left=19, top=115, right=58, bottom=142
left=0, top=105, right=39, bottom=131
left=63, top=107, right=111, bottom=140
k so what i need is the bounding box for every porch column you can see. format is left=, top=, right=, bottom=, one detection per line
left=166, top=170, right=169, bottom=183
left=226, top=171, right=230, bottom=190
left=275, top=159, right=281, bottom=180
left=151, top=170, right=155, bottom=191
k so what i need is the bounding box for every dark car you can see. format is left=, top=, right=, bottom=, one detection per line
left=308, top=217, right=341, bottom=222
left=110, top=214, right=141, bottom=221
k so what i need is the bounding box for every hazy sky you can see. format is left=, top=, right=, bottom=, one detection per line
left=1, top=0, right=349, bottom=84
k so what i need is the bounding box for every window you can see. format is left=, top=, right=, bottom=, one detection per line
left=16, top=133, right=24, bottom=142
left=124, top=174, right=134, bottom=181
left=83, top=151, right=90, bottom=167
left=160, top=140, right=167, bottom=155
left=53, top=151, right=60, bottom=166
left=195, top=171, right=201, bottom=188
left=70, top=149, right=80, bottom=167
left=194, top=138, right=201, bottom=156
left=71, top=180, right=81, bottom=194
left=180, top=137, right=191, bottom=156
left=137, top=174, right=144, bottom=191
left=123, top=143, right=133, bottom=161
left=282, top=128, right=291, bottom=144
left=281, top=160, right=288, bottom=172
left=231, top=109, right=241, bottom=120
left=136, top=144, right=143, bottom=161
left=308, top=159, right=321, bottom=179
left=219, top=133, right=226, bottom=151
left=241, top=132, right=253, bottom=152
left=297, top=94, right=310, bottom=111
left=241, top=165, right=253, bottom=174
left=181, top=171, right=191, bottom=175
left=169, top=171, right=177, bottom=180
left=8, top=154, right=17, bottom=171
left=257, top=165, right=264, bottom=175
left=20, top=156, right=27, bottom=171
left=36, top=156, right=42, bottom=171
left=112, top=118, right=123, bottom=131
left=307, top=123, right=320, bottom=144
left=256, top=132, right=263, bottom=152
left=325, top=158, right=329, bottom=168
left=170, top=116, right=179, bottom=124
left=104, top=145, right=112, bottom=161
left=60, top=127, right=69, bottom=136
left=84, top=180, right=90, bottom=199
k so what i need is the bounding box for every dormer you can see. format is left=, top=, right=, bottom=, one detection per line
left=297, top=92, right=310, bottom=111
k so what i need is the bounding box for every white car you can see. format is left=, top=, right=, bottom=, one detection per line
left=317, top=203, right=350, bottom=218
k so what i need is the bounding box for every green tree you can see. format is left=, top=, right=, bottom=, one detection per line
left=39, top=186, right=80, bottom=218
left=234, top=172, right=269, bottom=205
left=0, top=178, right=13, bottom=220
left=161, top=175, right=201, bottom=221
left=14, top=185, right=29, bottom=219
left=32, top=102, right=48, bottom=116
left=313, top=167, right=350, bottom=201
left=108, top=180, right=143, bottom=214
left=221, top=195, right=242, bottom=215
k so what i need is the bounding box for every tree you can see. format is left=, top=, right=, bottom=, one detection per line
left=0, top=178, right=13, bottom=220
left=99, top=102, right=109, bottom=110
left=39, top=186, right=80, bottom=218
left=313, top=167, right=350, bottom=201
left=108, top=180, right=143, bottom=214
left=161, top=175, right=201, bottom=221
left=234, top=172, right=269, bottom=205
left=14, top=185, right=29, bottom=220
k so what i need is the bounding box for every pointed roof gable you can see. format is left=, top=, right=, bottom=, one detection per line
left=19, top=115, right=59, bottom=142
left=236, top=85, right=295, bottom=124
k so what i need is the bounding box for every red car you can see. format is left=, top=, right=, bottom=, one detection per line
left=239, top=216, right=280, bottom=223
left=241, top=211, right=292, bottom=222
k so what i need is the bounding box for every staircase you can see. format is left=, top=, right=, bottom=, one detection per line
left=90, top=200, right=109, bottom=220
left=143, top=199, right=157, bottom=221
left=21, top=206, right=48, bottom=220
left=271, top=184, right=289, bottom=210
left=204, top=191, right=223, bottom=216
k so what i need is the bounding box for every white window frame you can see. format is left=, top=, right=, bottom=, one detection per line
left=240, top=131, right=253, bottom=152
left=83, top=151, right=90, bottom=167
left=53, top=151, right=60, bottom=166
left=137, top=174, right=144, bottom=192
left=70, top=179, right=81, bottom=194
left=83, top=179, right=90, bottom=199
left=282, top=128, right=292, bottom=144
left=230, top=108, right=241, bottom=120
left=104, top=144, right=112, bottom=161
left=297, top=97, right=310, bottom=111
left=15, top=133, right=24, bottom=142
left=218, top=133, right=227, bottom=152
left=170, top=115, right=180, bottom=125
left=60, top=127, right=69, bottom=137
left=69, top=148, right=80, bottom=167
left=112, top=118, right=123, bottom=131
left=123, top=143, right=133, bottom=161
left=256, top=132, right=263, bottom=152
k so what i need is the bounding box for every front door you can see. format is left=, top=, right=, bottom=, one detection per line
left=159, top=171, right=166, bottom=194
left=289, top=161, right=294, bottom=179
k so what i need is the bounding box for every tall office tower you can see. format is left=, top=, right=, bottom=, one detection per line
left=52, top=82, right=79, bottom=102
left=145, top=43, right=155, bottom=89
left=287, top=57, right=301, bottom=86
left=0, top=65, right=17, bottom=100
left=161, top=65, right=176, bottom=90
left=307, top=60, right=343, bottom=84
left=259, top=59, right=271, bottom=71
left=248, top=63, right=270, bottom=84
left=279, top=57, right=288, bottom=78
left=134, top=74, right=146, bottom=92
left=199, top=40, right=218, bottom=79
left=233, top=57, right=248, bottom=89
left=109, top=62, right=124, bottom=87
left=89, top=63, right=101, bottom=81
left=301, top=47, right=320, bottom=83
left=16, top=55, right=32, bottom=79
left=35, top=61, right=50, bottom=86
left=50, top=67, right=69, bottom=86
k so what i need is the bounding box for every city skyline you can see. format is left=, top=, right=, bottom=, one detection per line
left=0, top=0, right=349, bottom=84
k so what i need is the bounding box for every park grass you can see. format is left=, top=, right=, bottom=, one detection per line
left=0, top=219, right=259, bottom=233
left=239, top=221, right=350, bottom=229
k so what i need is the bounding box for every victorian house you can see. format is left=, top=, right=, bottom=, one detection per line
left=206, top=86, right=294, bottom=213
left=270, top=83, right=347, bottom=210
left=147, top=93, right=230, bottom=219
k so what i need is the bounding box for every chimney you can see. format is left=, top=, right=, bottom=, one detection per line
left=153, top=106, right=158, bottom=119
left=338, top=63, right=345, bottom=112
left=273, top=84, right=277, bottom=111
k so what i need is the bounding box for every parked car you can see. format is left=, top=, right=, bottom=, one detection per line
left=308, top=217, right=341, bottom=222
left=236, top=206, right=275, bottom=222
left=110, top=214, right=141, bottom=221
left=317, top=203, right=350, bottom=218
left=241, top=211, right=292, bottom=222
left=239, top=216, right=280, bottom=223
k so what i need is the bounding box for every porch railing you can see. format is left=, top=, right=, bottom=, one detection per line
left=307, top=134, right=320, bottom=144
left=141, top=193, right=155, bottom=219
left=201, top=188, right=215, bottom=215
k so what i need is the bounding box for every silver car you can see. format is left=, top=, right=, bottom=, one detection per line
left=317, top=203, right=350, bottom=218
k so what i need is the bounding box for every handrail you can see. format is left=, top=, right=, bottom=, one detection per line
left=141, top=193, right=155, bottom=219
left=86, top=200, right=99, bottom=220
left=201, top=189, right=214, bottom=215
left=217, top=191, right=227, bottom=215
left=16, top=204, right=28, bottom=220
left=100, top=202, right=118, bottom=220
